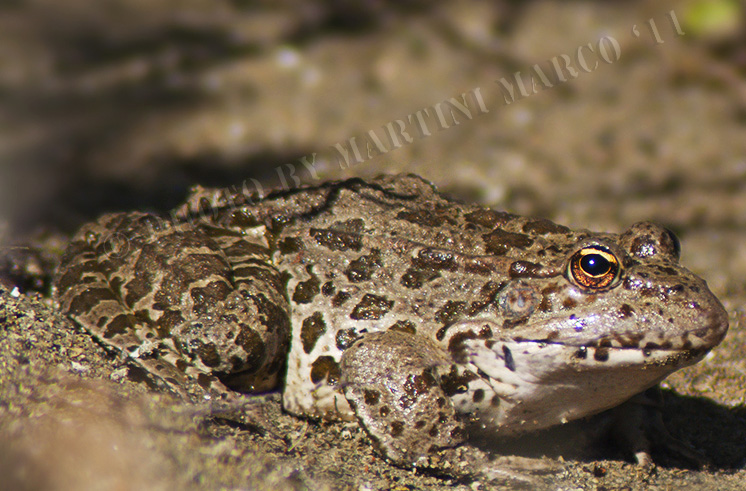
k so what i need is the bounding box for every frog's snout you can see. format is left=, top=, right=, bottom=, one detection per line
left=694, top=295, right=729, bottom=349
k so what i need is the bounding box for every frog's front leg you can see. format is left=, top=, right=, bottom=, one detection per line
left=55, top=212, right=291, bottom=398
left=339, top=329, right=467, bottom=465
left=609, top=388, right=707, bottom=468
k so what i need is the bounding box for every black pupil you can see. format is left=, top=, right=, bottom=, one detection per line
left=580, top=253, right=610, bottom=276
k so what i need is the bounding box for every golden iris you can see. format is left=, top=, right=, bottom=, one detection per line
left=568, top=246, right=620, bottom=290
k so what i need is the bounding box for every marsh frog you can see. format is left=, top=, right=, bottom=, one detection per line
left=54, top=174, right=728, bottom=468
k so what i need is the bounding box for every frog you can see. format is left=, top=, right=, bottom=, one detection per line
left=53, top=173, right=728, bottom=472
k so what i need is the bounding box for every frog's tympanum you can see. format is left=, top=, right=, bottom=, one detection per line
left=55, top=174, right=728, bottom=468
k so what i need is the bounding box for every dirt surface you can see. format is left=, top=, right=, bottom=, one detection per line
left=1, top=1, right=745, bottom=489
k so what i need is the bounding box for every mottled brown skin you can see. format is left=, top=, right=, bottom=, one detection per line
left=54, top=174, right=728, bottom=470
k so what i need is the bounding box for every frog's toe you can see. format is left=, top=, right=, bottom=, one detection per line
left=610, top=390, right=708, bottom=469
left=419, top=446, right=561, bottom=487
left=340, top=330, right=465, bottom=465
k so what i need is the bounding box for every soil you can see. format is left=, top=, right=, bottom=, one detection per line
left=1, top=1, right=745, bottom=489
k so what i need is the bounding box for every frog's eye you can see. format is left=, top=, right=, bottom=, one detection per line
left=567, top=246, right=621, bottom=290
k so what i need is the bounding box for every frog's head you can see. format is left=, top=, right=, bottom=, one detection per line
left=463, top=221, right=728, bottom=433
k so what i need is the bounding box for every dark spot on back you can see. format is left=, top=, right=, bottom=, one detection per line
left=396, top=209, right=455, bottom=227
left=309, top=228, right=362, bottom=252
left=502, top=316, right=529, bottom=329
left=345, top=249, right=382, bottom=282
left=482, top=229, right=534, bottom=255
left=412, top=248, right=457, bottom=271
left=522, top=218, right=570, bottom=235
left=468, top=281, right=504, bottom=316
left=463, top=259, right=493, bottom=275
left=666, top=284, right=685, bottom=294
left=155, top=310, right=185, bottom=337
left=332, top=290, right=351, bottom=307
left=562, top=298, right=577, bottom=309
left=450, top=426, right=466, bottom=441
left=400, top=267, right=440, bottom=289
left=464, top=209, right=516, bottom=229
left=350, top=294, right=394, bottom=320
left=190, top=280, right=233, bottom=315
left=538, top=296, right=552, bottom=312
left=68, top=287, right=117, bottom=317
left=321, top=281, right=336, bottom=296
left=195, top=341, right=221, bottom=368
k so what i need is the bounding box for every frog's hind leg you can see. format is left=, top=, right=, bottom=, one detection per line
left=55, top=212, right=217, bottom=399
left=57, top=212, right=292, bottom=400
left=339, top=329, right=466, bottom=465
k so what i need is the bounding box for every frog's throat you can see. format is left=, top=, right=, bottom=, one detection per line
left=462, top=339, right=704, bottom=434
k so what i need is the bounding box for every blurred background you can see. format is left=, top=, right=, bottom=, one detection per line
left=0, top=0, right=744, bottom=245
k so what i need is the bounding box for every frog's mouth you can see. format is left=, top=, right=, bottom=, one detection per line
left=461, top=336, right=714, bottom=435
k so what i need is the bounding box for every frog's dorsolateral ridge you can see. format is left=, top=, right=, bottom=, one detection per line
left=54, top=174, right=728, bottom=468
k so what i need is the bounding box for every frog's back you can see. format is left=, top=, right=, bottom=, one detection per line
left=198, top=174, right=587, bottom=419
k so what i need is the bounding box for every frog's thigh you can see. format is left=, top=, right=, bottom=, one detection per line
left=57, top=212, right=291, bottom=396
left=340, top=330, right=466, bottom=465
left=56, top=212, right=205, bottom=394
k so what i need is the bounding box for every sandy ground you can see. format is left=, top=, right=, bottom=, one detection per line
left=1, top=1, right=745, bottom=489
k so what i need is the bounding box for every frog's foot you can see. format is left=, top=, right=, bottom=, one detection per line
left=612, top=389, right=707, bottom=469
left=416, top=445, right=561, bottom=487
left=198, top=392, right=286, bottom=440
left=339, top=329, right=466, bottom=466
